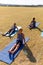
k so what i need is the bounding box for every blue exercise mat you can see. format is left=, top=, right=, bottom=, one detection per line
left=41, top=32, right=43, bottom=37
left=0, top=37, right=29, bottom=64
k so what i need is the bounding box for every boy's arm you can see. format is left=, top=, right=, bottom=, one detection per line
left=16, top=26, right=18, bottom=30
left=23, top=33, right=26, bottom=45
left=17, top=26, right=18, bottom=30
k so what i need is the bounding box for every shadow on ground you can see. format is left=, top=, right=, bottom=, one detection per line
left=23, top=44, right=36, bottom=63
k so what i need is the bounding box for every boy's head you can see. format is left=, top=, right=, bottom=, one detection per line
left=19, top=28, right=23, bottom=33
left=33, top=17, right=35, bottom=21
left=14, top=23, right=16, bottom=26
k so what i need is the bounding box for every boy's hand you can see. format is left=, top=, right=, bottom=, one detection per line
left=25, top=42, right=26, bottom=44
left=23, top=42, right=26, bottom=45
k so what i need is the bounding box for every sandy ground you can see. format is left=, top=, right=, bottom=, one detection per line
left=0, top=7, right=43, bottom=65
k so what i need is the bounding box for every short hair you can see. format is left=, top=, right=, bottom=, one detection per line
left=14, top=23, right=16, bottom=25
left=19, top=28, right=23, bottom=31
left=33, top=17, right=35, bottom=20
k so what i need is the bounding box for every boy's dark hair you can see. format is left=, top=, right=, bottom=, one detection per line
left=14, top=23, right=16, bottom=25
left=33, top=17, right=35, bottom=20
left=19, top=28, right=23, bottom=31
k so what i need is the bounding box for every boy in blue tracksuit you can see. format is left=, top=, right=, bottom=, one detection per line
left=8, top=29, right=26, bottom=54
left=2, top=23, right=18, bottom=37
left=29, top=17, right=36, bottom=29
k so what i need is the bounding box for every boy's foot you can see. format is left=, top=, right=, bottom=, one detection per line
left=2, top=34, right=6, bottom=36
left=8, top=50, right=12, bottom=53
left=8, top=51, right=14, bottom=54
left=29, top=28, right=32, bottom=30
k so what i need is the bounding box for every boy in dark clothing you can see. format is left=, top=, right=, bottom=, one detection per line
left=29, top=17, right=42, bottom=32
left=2, top=23, right=18, bottom=37
left=29, top=17, right=36, bottom=29
left=8, top=29, right=26, bottom=54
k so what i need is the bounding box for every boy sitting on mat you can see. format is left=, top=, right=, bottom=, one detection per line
left=29, top=17, right=42, bottom=32
left=8, top=28, right=26, bottom=54
left=2, top=23, right=18, bottom=37
left=29, top=17, right=36, bottom=30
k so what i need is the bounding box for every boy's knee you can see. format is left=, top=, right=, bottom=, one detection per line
left=17, top=44, right=20, bottom=47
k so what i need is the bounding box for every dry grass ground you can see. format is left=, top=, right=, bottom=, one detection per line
left=0, top=7, right=43, bottom=65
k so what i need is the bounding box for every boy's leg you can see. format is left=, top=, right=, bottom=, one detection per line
left=9, top=30, right=15, bottom=36
left=2, top=29, right=12, bottom=36
left=29, top=24, right=34, bottom=29
left=29, top=26, right=32, bottom=30
left=36, top=27, right=42, bottom=32
left=10, top=44, right=20, bottom=54
left=6, top=29, right=13, bottom=35
left=8, top=29, right=12, bottom=33
left=8, top=44, right=17, bottom=53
